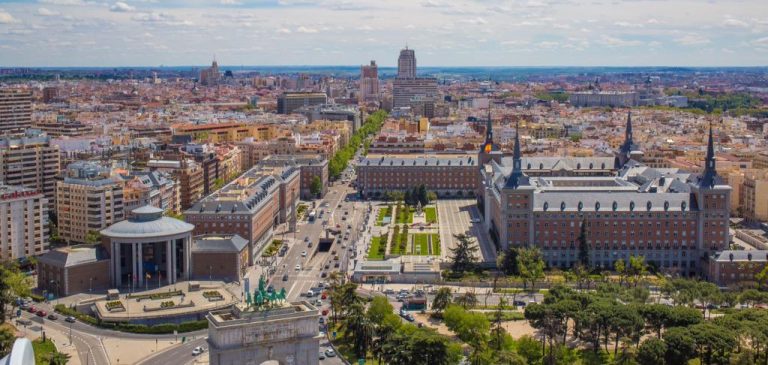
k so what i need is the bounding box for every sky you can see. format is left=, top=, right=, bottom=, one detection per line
left=0, top=0, right=766, bottom=67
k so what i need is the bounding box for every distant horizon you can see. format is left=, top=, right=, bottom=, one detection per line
left=0, top=0, right=766, bottom=67
left=3, top=65, right=767, bottom=70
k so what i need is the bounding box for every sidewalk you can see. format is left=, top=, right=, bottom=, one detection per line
left=22, top=321, right=82, bottom=365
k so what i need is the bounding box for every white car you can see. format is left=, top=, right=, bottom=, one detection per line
left=192, top=346, right=205, bottom=356
left=301, top=251, right=307, bottom=257
left=325, top=348, right=336, bottom=357
left=295, top=264, right=302, bottom=271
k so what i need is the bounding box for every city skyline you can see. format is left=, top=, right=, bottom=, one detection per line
left=0, top=0, right=766, bottom=67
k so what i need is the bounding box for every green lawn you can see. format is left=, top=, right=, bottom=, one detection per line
left=413, top=234, right=430, bottom=255
left=424, top=207, right=438, bottom=224
left=376, top=206, right=392, bottom=226
left=396, top=205, right=414, bottom=224
left=32, top=338, right=58, bottom=365
left=431, top=233, right=441, bottom=255
left=367, top=234, right=387, bottom=260
left=390, top=226, right=402, bottom=254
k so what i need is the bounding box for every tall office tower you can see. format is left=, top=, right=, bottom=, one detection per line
left=0, top=185, right=49, bottom=260
left=56, top=161, right=124, bottom=244
left=0, top=130, right=61, bottom=204
left=397, top=47, right=416, bottom=78
left=392, top=47, right=437, bottom=111
left=0, top=89, right=33, bottom=134
left=359, top=60, right=380, bottom=103
left=200, top=59, right=221, bottom=86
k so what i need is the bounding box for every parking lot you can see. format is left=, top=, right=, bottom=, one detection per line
left=436, top=199, right=496, bottom=263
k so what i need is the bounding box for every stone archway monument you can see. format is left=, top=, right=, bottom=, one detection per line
left=206, top=282, right=320, bottom=365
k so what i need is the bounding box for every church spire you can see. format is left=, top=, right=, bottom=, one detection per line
left=505, top=120, right=528, bottom=189
left=620, top=110, right=634, bottom=155
left=699, top=120, right=719, bottom=188
left=513, top=120, right=521, bottom=169
left=485, top=107, right=493, bottom=143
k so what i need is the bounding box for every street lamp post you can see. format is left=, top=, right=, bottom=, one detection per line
left=89, top=277, right=93, bottom=293
left=209, top=265, right=212, bottom=281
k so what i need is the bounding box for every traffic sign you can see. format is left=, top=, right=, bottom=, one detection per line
left=332, top=331, right=337, bottom=339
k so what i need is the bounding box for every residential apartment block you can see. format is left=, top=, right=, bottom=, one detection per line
left=0, top=89, right=33, bottom=134
left=0, top=129, right=61, bottom=204
left=185, top=163, right=299, bottom=266
left=0, top=185, right=49, bottom=260
left=56, top=162, right=124, bottom=244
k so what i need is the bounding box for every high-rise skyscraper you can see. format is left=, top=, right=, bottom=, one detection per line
left=392, top=47, right=437, bottom=114
left=0, top=89, right=33, bottom=134
left=0, top=130, right=61, bottom=204
left=397, top=47, right=416, bottom=79
left=200, top=59, right=221, bottom=86
left=359, top=60, right=379, bottom=103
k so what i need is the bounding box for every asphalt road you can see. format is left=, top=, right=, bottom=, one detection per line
left=137, top=337, right=207, bottom=365
left=16, top=310, right=109, bottom=365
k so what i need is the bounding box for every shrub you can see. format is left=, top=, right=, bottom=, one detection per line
left=160, top=301, right=175, bottom=308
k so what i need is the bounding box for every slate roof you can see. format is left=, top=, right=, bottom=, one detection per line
left=38, top=245, right=109, bottom=268
left=192, top=234, right=248, bottom=253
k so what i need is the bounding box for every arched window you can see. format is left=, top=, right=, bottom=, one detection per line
left=539, top=163, right=544, bottom=169
left=664, top=201, right=669, bottom=211
left=589, top=163, right=594, bottom=169
left=601, top=163, right=605, bottom=169
left=646, top=201, right=652, bottom=211
left=612, top=201, right=618, bottom=211
left=543, top=202, right=549, bottom=211
left=560, top=202, right=566, bottom=211
left=595, top=202, right=600, bottom=211
left=629, top=201, right=635, bottom=211
left=577, top=163, right=581, bottom=169
left=527, top=163, right=531, bottom=169
left=578, top=202, right=583, bottom=211
left=681, top=201, right=687, bottom=211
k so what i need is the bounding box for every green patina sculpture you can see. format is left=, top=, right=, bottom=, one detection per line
left=250, top=275, right=285, bottom=311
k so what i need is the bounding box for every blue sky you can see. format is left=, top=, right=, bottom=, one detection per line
left=0, top=0, right=766, bottom=67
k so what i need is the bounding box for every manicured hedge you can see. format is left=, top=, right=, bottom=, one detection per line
left=54, top=304, right=208, bottom=333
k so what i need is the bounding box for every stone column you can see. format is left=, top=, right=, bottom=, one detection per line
left=137, top=243, right=144, bottom=289
left=114, top=242, right=121, bottom=288
left=184, top=237, right=191, bottom=280
left=131, top=242, right=137, bottom=289
left=172, top=239, right=178, bottom=282
left=166, top=240, right=173, bottom=285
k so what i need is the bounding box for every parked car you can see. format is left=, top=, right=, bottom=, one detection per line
left=282, top=274, right=289, bottom=281
left=322, top=309, right=329, bottom=316
left=295, top=265, right=302, bottom=271
left=301, top=251, right=307, bottom=257
left=47, top=314, right=58, bottom=320
left=65, top=316, right=76, bottom=323
left=192, top=346, right=205, bottom=356
left=325, top=348, right=336, bottom=357
left=319, top=317, right=325, bottom=324
left=36, top=310, right=46, bottom=317
left=26, top=306, right=36, bottom=313
left=319, top=352, right=326, bottom=360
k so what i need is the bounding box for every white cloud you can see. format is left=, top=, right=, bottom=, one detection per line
left=614, top=21, right=643, bottom=28
left=38, top=0, right=85, bottom=5
left=674, top=34, right=710, bottom=46
left=36, top=7, right=59, bottom=16
left=723, top=18, right=749, bottom=28
left=296, top=26, right=318, bottom=33
left=276, top=28, right=291, bottom=34
left=220, top=0, right=242, bottom=4
left=110, top=2, right=135, bottom=12
left=752, top=37, right=768, bottom=47
left=501, top=40, right=530, bottom=46
left=598, top=35, right=643, bottom=47
left=0, top=10, right=19, bottom=24
left=421, top=0, right=441, bottom=8
left=461, top=17, right=487, bottom=25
